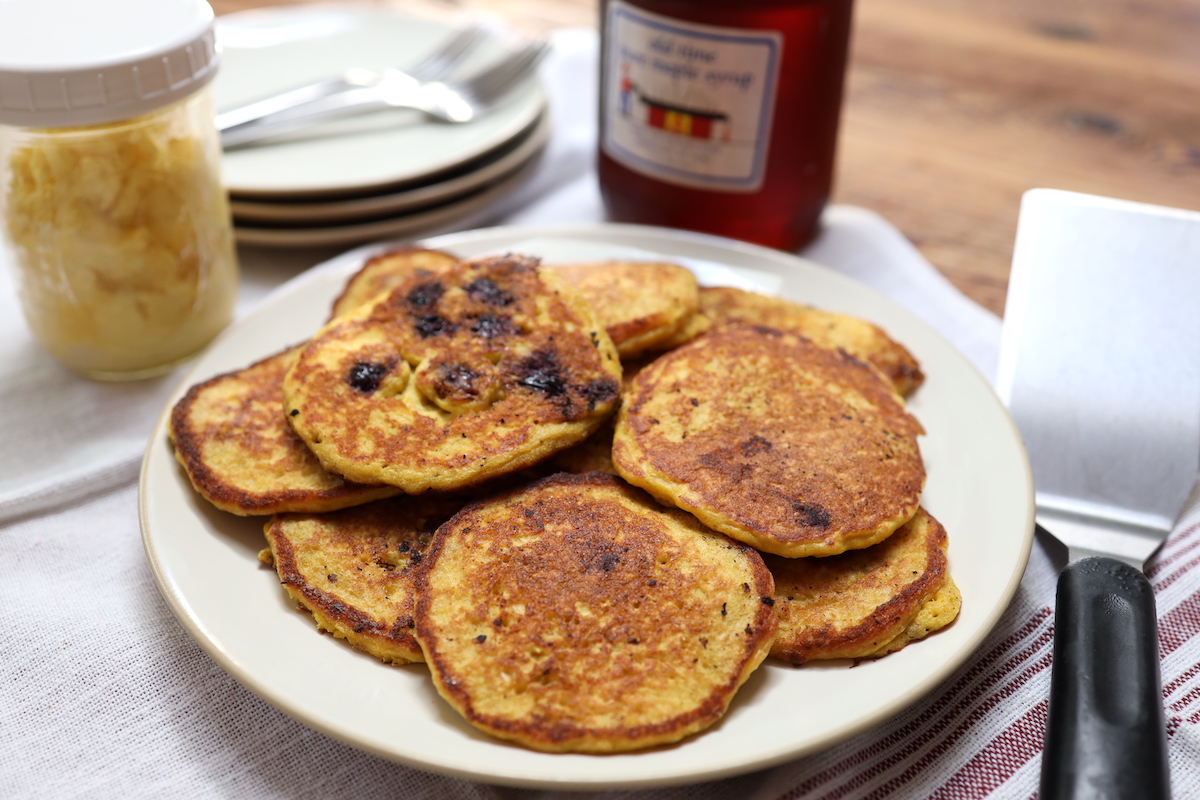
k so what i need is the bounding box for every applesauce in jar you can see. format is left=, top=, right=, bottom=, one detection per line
left=0, top=0, right=238, bottom=380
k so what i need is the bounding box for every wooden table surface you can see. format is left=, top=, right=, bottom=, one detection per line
left=211, top=0, right=1200, bottom=316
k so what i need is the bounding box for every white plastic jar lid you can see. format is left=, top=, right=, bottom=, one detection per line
left=0, top=0, right=219, bottom=128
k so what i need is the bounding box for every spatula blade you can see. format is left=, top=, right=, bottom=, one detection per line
left=996, top=188, right=1200, bottom=563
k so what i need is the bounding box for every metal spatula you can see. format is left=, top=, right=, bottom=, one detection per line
left=996, top=189, right=1200, bottom=799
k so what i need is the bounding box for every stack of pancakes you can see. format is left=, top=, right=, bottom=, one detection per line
left=169, top=247, right=960, bottom=754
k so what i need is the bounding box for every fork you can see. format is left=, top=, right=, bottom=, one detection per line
left=219, top=41, right=550, bottom=149
left=214, top=25, right=489, bottom=134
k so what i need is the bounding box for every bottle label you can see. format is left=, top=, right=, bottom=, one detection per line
left=602, top=1, right=782, bottom=193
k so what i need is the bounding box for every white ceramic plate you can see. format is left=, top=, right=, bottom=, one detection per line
left=229, top=110, right=551, bottom=225
left=232, top=149, right=543, bottom=248
left=214, top=5, right=547, bottom=198
left=140, top=224, right=1034, bottom=790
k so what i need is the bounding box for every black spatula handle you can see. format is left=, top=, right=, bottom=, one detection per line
left=1039, top=555, right=1171, bottom=799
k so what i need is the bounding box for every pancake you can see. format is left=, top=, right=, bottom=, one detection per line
left=261, top=496, right=462, bottom=664
left=612, top=324, right=926, bottom=557
left=169, top=345, right=399, bottom=515
left=547, top=416, right=617, bottom=475
left=764, top=507, right=960, bottom=664
left=649, top=307, right=712, bottom=352
left=169, top=249, right=462, bottom=515
left=550, top=261, right=699, bottom=358
left=283, top=254, right=623, bottom=492
left=414, top=471, right=778, bottom=753
left=329, top=247, right=460, bottom=320
left=880, top=577, right=961, bottom=655
left=696, top=287, right=924, bottom=397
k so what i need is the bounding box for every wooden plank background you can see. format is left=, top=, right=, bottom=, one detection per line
left=210, top=0, right=1200, bottom=316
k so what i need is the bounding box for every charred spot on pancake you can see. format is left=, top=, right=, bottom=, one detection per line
left=835, top=348, right=871, bottom=370
left=437, top=363, right=481, bottom=399
left=464, top=277, right=515, bottom=307
left=793, top=501, right=832, bottom=528
left=414, top=314, right=458, bottom=338
left=583, top=378, right=619, bottom=411
left=696, top=448, right=755, bottom=481
left=513, top=348, right=567, bottom=397
left=594, top=550, right=621, bottom=572
left=348, top=361, right=390, bottom=393
left=897, top=362, right=926, bottom=389
left=470, top=312, right=516, bottom=340
left=741, top=436, right=772, bottom=456
left=407, top=281, right=445, bottom=310
left=416, top=356, right=501, bottom=413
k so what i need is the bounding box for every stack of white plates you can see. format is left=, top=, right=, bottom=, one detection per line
left=212, top=6, right=550, bottom=248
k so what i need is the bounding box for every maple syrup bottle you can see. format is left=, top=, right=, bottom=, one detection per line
left=598, top=0, right=854, bottom=250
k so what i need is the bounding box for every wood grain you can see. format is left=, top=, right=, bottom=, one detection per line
left=839, top=0, right=1200, bottom=315
left=210, top=0, right=1200, bottom=316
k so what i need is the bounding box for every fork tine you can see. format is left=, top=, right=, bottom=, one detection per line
left=217, top=24, right=489, bottom=133
left=456, top=41, right=550, bottom=106
left=221, top=38, right=550, bottom=145
left=406, top=25, right=489, bottom=83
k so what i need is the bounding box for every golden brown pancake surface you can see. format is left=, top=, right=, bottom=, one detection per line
left=612, top=325, right=926, bottom=557
left=765, top=507, right=960, bottom=663
left=261, top=496, right=462, bottom=664
left=414, top=471, right=778, bottom=753
left=697, top=287, right=924, bottom=397
left=169, top=346, right=399, bottom=515
left=551, top=261, right=699, bottom=358
left=329, top=247, right=460, bottom=320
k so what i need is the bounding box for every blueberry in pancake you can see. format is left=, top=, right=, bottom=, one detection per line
left=169, top=345, right=400, bottom=515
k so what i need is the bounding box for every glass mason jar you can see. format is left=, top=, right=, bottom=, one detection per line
left=0, top=0, right=238, bottom=381
left=598, top=0, right=855, bottom=251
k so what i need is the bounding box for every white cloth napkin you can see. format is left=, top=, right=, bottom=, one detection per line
left=4, top=26, right=1200, bottom=800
